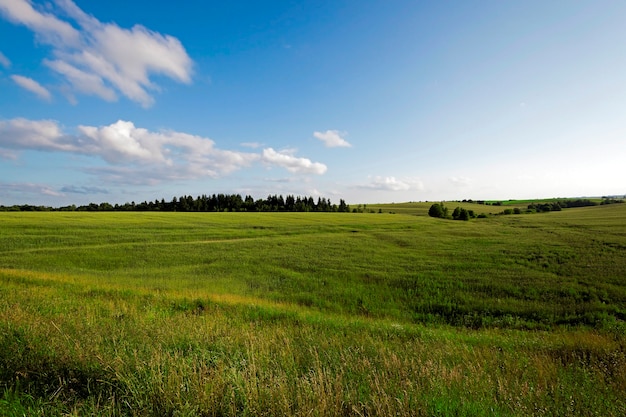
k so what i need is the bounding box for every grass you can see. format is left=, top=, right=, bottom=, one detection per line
left=0, top=205, right=625, bottom=415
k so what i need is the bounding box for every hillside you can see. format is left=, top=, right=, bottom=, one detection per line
left=0, top=204, right=624, bottom=415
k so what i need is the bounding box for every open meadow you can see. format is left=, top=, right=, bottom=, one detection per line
left=1, top=203, right=625, bottom=416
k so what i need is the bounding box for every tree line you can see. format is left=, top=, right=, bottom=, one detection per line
left=428, top=198, right=624, bottom=220
left=526, top=198, right=622, bottom=213
left=0, top=194, right=351, bottom=213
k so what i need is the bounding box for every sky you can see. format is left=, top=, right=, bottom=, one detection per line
left=0, top=0, right=625, bottom=206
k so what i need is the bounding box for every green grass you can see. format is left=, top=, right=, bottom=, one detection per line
left=1, top=206, right=625, bottom=415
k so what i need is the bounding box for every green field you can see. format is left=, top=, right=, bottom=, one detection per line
left=1, top=204, right=625, bottom=416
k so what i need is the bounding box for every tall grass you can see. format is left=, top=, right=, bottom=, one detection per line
left=0, top=205, right=625, bottom=415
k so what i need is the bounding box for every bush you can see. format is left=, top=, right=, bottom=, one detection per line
left=452, top=207, right=470, bottom=221
left=428, top=203, right=446, bottom=218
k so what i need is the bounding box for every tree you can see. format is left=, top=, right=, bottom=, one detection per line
left=451, top=206, right=470, bottom=221
left=244, top=195, right=255, bottom=211
left=285, top=195, right=295, bottom=211
left=428, top=203, right=445, bottom=218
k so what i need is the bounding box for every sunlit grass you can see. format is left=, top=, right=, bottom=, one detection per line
left=1, top=206, right=625, bottom=415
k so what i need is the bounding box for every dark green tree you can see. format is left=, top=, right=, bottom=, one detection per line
left=451, top=207, right=470, bottom=221
left=428, top=203, right=445, bottom=218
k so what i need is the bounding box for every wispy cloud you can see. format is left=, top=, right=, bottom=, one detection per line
left=44, top=59, right=116, bottom=102
left=0, top=51, right=10, bottom=68
left=0, top=182, right=108, bottom=201
left=0, top=0, right=193, bottom=107
left=11, top=74, right=52, bottom=100
left=60, top=185, right=109, bottom=194
left=0, top=149, right=17, bottom=159
left=313, top=130, right=351, bottom=148
left=359, top=176, right=424, bottom=191
left=0, top=182, right=63, bottom=197
left=0, top=118, right=327, bottom=185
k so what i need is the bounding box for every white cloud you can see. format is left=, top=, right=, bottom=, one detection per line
left=0, top=118, right=76, bottom=151
left=261, top=148, right=327, bottom=175
left=361, top=176, right=424, bottom=191
left=0, top=51, right=10, bottom=68
left=313, top=130, right=351, bottom=148
left=10, top=74, right=52, bottom=100
left=77, top=121, right=168, bottom=164
left=0, top=118, right=327, bottom=184
left=44, top=59, right=117, bottom=101
left=0, top=0, right=193, bottom=106
left=0, top=0, right=80, bottom=46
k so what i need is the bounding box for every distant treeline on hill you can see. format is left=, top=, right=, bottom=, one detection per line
left=429, top=197, right=624, bottom=220
left=462, top=197, right=624, bottom=207
left=505, top=198, right=623, bottom=215
left=0, top=194, right=351, bottom=213
left=526, top=198, right=616, bottom=212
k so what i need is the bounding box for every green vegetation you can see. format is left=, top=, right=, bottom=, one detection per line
left=428, top=203, right=447, bottom=218
left=428, top=203, right=475, bottom=220
left=1, top=205, right=625, bottom=415
left=0, top=193, right=349, bottom=213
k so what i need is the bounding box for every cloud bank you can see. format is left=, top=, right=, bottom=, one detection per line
left=0, top=118, right=327, bottom=185
left=0, top=0, right=193, bottom=106
left=314, top=130, right=351, bottom=148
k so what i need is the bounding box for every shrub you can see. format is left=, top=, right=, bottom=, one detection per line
left=451, top=207, right=470, bottom=221
left=428, top=203, right=446, bottom=218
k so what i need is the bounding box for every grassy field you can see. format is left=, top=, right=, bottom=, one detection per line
left=0, top=204, right=625, bottom=416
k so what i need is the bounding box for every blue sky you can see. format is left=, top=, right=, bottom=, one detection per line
left=1, top=0, right=625, bottom=206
